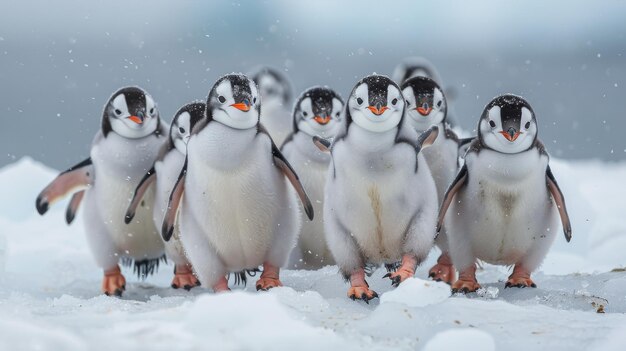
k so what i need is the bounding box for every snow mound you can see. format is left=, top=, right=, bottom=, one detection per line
left=423, top=328, right=496, bottom=351
left=380, top=278, right=450, bottom=307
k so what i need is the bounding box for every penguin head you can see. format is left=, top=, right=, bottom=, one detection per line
left=347, top=75, right=404, bottom=133
left=206, top=74, right=260, bottom=130
left=250, top=66, right=292, bottom=109
left=479, top=94, right=537, bottom=154
left=103, top=86, right=160, bottom=138
left=293, top=87, right=344, bottom=138
left=401, top=76, right=447, bottom=131
left=170, top=102, right=205, bottom=154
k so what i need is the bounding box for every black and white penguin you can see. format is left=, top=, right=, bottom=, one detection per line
left=401, top=76, right=462, bottom=284
left=282, top=86, right=344, bottom=269
left=392, top=57, right=458, bottom=126
left=36, top=86, right=169, bottom=296
left=250, top=66, right=293, bottom=145
left=125, top=102, right=205, bottom=290
left=162, top=73, right=313, bottom=293
left=437, top=94, right=572, bottom=293
left=320, top=74, right=439, bottom=302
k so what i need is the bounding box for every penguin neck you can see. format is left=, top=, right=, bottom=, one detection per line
left=408, top=116, right=443, bottom=133
left=346, top=123, right=399, bottom=153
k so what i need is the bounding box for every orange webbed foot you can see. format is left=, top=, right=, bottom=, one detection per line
left=451, top=265, right=480, bottom=294
left=347, top=286, right=378, bottom=303
left=171, top=265, right=201, bottom=291
left=506, top=265, right=537, bottom=288
left=102, top=266, right=126, bottom=297
left=384, top=254, right=417, bottom=287
left=428, top=253, right=456, bottom=285
left=256, top=262, right=283, bottom=291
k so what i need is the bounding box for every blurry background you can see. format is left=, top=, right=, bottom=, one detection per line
left=1, top=0, right=625, bottom=168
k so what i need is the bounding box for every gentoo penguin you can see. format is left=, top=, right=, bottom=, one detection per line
left=162, top=73, right=313, bottom=293
left=250, top=66, right=293, bottom=145
left=320, top=74, right=439, bottom=302
left=282, top=87, right=344, bottom=269
left=36, top=86, right=168, bottom=296
left=437, top=94, right=572, bottom=293
left=401, top=76, right=460, bottom=284
left=392, top=57, right=457, bottom=126
left=125, top=102, right=205, bottom=290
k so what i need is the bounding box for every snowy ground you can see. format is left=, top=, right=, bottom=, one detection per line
left=1, top=157, right=625, bottom=350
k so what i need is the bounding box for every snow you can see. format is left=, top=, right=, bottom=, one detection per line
left=1, top=156, right=626, bottom=350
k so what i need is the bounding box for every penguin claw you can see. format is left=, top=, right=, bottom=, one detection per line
left=255, top=277, right=283, bottom=291
left=451, top=279, right=481, bottom=294
left=382, top=273, right=391, bottom=279
left=102, top=268, right=126, bottom=297
left=428, top=260, right=457, bottom=285
left=505, top=273, right=536, bottom=289
left=346, top=286, right=378, bottom=302
left=171, top=267, right=201, bottom=291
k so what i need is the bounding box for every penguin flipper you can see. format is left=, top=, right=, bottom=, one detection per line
left=125, top=166, right=157, bottom=224
left=271, top=142, right=314, bottom=221
left=162, top=159, right=186, bottom=242
left=416, top=125, right=439, bottom=152
left=312, top=135, right=331, bottom=153
left=65, top=190, right=85, bottom=224
left=36, top=157, right=93, bottom=215
left=436, top=164, right=468, bottom=234
left=457, top=137, right=475, bottom=158
left=546, top=166, right=572, bottom=242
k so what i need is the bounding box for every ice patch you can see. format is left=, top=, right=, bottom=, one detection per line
left=423, top=328, right=496, bottom=351
left=380, top=278, right=450, bottom=307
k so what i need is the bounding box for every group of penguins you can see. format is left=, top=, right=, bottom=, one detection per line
left=35, top=58, right=572, bottom=302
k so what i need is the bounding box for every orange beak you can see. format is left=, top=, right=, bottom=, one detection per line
left=416, top=107, right=432, bottom=116
left=367, top=106, right=388, bottom=116
left=128, top=115, right=143, bottom=124
left=313, top=115, right=331, bottom=125
left=230, top=103, right=250, bottom=112
left=499, top=130, right=522, bottom=141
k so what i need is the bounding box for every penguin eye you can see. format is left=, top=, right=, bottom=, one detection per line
left=114, top=109, right=122, bottom=116
left=525, top=121, right=531, bottom=129
left=302, top=111, right=308, bottom=117
left=391, top=98, right=398, bottom=106
left=179, top=127, right=185, bottom=134
left=253, top=97, right=257, bottom=104
left=437, top=100, right=442, bottom=108
left=150, top=107, right=155, bottom=115
left=218, top=96, right=226, bottom=103
left=335, top=111, right=340, bottom=117
left=356, top=97, right=363, bottom=105
left=489, top=120, right=496, bottom=128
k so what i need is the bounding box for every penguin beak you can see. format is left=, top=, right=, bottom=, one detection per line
left=367, top=105, right=388, bottom=116
left=416, top=105, right=432, bottom=116
left=313, top=115, right=332, bottom=125
left=500, top=127, right=521, bottom=142
left=127, top=115, right=143, bottom=124
left=230, top=102, right=251, bottom=112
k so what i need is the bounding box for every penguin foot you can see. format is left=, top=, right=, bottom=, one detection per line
left=451, top=265, right=480, bottom=294
left=212, top=276, right=230, bottom=293
left=256, top=262, right=282, bottom=291
left=384, top=254, right=417, bottom=287
left=171, top=265, right=201, bottom=290
left=428, top=253, right=456, bottom=285
left=348, top=268, right=378, bottom=303
left=102, top=266, right=126, bottom=297
left=505, top=265, right=536, bottom=288
left=347, top=286, right=378, bottom=303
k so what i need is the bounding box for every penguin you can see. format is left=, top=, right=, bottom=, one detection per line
left=250, top=66, right=293, bottom=145
left=401, top=76, right=462, bottom=284
left=320, top=74, right=439, bottom=302
left=162, top=73, right=313, bottom=293
left=281, top=87, right=344, bottom=269
left=437, top=94, right=572, bottom=293
left=392, top=57, right=458, bottom=126
left=125, top=102, right=205, bottom=290
left=36, top=86, right=169, bottom=296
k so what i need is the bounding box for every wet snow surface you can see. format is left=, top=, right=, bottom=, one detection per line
left=1, top=157, right=625, bottom=350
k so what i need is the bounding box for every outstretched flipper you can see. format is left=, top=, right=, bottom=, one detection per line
left=436, top=164, right=468, bottom=234
left=271, top=142, right=314, bottom=221
left=125, top=165, right=157, bottom=224
left=36, top=157, right=93, bottom=215
left=416, top=125, right=439, bottom=152
left=65, top=190, right=85, bottom=224
left=546, top=166, right=572, bottom=242
left=162, top=159, right=187, bottom=241
left=312, top=135, right=331, bottom=153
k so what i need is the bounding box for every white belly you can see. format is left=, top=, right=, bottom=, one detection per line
left=182, top=125, right=295, bottom=270
left=448, top=149, right=559, bottom=264
left=89, top=133, right=165, bottom=259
